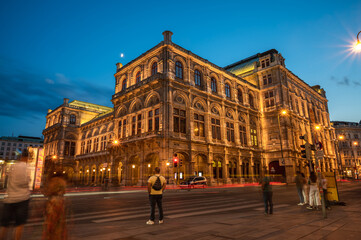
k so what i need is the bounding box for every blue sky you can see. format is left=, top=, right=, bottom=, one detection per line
left=0, top=0, right=360, bottom=137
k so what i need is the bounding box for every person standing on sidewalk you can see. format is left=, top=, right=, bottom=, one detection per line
left=146, top=167, right=166, bottom=225
left=261, top=175, right=273, bottom=215
left=321, top=174, right=330, bottom=210
left=295, top=171, right=305, bottom=205
left=0, top=149, right=30, bottom=240
left=307, top=172, right=321, bottom=210
left=301, top=173, right=309, bottom=205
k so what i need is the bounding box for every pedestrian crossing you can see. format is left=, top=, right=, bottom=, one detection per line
left=26, top=195, right=290, bottom=227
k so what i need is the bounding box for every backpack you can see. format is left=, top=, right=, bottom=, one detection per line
left=152, top=176, right=162, bottom=191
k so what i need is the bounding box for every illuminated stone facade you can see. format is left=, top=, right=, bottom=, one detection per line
left=43, top=31, right=336, bottom=185
left=332, top=121, right=361, bottom=179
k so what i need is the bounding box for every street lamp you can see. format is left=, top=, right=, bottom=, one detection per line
left=354, top=31, right=361, bottom=52
left=353, top=141, right=359, bottom=179
left=277, top=109, right=287, bottom=181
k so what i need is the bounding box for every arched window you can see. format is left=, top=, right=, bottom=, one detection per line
left=175, top=61, right=183, bottom=79
left=70, top=114, right=76, bottom=124
left=136, top=71, right=141, bottom=83
left=211, top=78, right=217, bottom=93
left=122, top=79, right=127, bottom=90
left=194, top=70, right=202, bottom=87
left=225, top=83, right=231, bottom=98
left=249, top=93, right=254, bottom=108
left=151, top=62, right=158, bottom=75
left=237, top=89, right=243, bottom=103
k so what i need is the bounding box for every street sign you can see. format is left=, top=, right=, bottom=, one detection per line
left=315, top=150, right=324, bottom=159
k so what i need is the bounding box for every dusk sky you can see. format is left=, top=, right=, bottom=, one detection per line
left=0, top=0, right=360, bottom=138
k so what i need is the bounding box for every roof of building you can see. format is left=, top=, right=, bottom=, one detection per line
left=331, top=121, right=361, bottom=127
left=224, top=49, right=279, bottom=76
left=0, top=135, right=44, bottom=143
left=68, top=100, right=113, bottom=113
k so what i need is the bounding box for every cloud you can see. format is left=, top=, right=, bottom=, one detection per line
left=337, top=77, right=350, bottom=86
left=353, top=81, right=361, bottom=87
left=45, top=78, right=55, bottom=84
left=0, top=57, right=114, bottom=135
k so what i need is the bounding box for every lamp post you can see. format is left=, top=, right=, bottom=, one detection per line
left=314, top=125, right=327, bottom=218
left=354, top=31, right=361, bottom=52
left=336, top=135, right=345, bottom=179
left=277, top=109, right=287, bottom=181
left=353, top=141, right=359, bottom=179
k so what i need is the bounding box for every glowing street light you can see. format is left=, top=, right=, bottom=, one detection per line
left=52, top=155, right=57, bottom=160
left=353, top=141, right=358, bottom=146
left=113, top=140, right=119, bottom=144
left=315, top=125, right=321, bottom=131
left=338, top=135, right=344, bottom=140
left=280, top=109, right=287, bottom=115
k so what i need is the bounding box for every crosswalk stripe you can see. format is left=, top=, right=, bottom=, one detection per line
left=92, top=201, right=260, bottom=223
left=28, top=196, right=244, bottom=222
left=166, top=202, right=263, bottom=219
left=27, top=198, right=259, bottom=226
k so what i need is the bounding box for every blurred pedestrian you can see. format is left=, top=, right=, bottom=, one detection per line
left=295, top=171, right=305, bottom=205
left=0, top=149, right=30, bottom=240
left=261, top=175, right=273, bottom=215
left=42, top=171, right=67, bottom=240
left=301, top=173, right=309, bottom=205
left=146, top=167, right=166, bottom=225
left=307, top=172, right=321, bottom=210
left=321, top=174, right=330, bottom=209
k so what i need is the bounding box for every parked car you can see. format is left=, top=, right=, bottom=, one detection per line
left=180, top=176, right=207, bottom=189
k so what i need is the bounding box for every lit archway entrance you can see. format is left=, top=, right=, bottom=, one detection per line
left=128, top=155, right=140, bottom=186
left=144, top=153, right=159, bottom=179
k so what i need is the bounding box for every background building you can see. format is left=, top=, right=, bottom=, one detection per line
left=43, top=31, right=336, bottom=186
left=332, top=121, right=361, bottom=179
left=0, top=135, right=43, bottom=189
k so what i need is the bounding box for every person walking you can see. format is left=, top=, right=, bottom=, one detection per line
left=42, top=171, right=68, bottom=240
left=146, top=167, right=166, bottom=225
left=295, top=171, right=305, bottom=205
left=261, top=175, right=273, bottom=215
left=307, top=172, right=321, bottom=210
left=321, top=174, right=330, bottom=210
left=0, top=150, right=30, bottom=240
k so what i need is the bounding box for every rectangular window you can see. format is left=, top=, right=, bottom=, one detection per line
left=148, top=111, right=153, bottom=131
left=64, top=141, right=70, bottom=156
left=239, top=125, right=247, bottom=146
left=137, top=114, right=142, bottom=134
left=194, top=113, right=205, bottom=137
left=86, top=140, right=92, bottom=153
left=132, top=116, right=136, bottom=136
left=251, top=128, right=258, bottom=146
left=70, top=142, right=76, bottom=156
left=94, top=138, right=99, bottom=152
left=226, top=122, right=235, bottom=142
left=81, top=141, right=85, bottom=154
left=155, top=108, right=159, bottom=131
left=264, top=90, right=275, bottom=107
left=261, top=59, right=270, bottom=68
left=211, top=118, right=221, bottom=140
left=122, top=119, right=127, bottom=138
left=174, top=108, right=186, bottom=133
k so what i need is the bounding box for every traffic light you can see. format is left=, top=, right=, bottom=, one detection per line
left=173, top=154, right=178, bottom=168
left=179, top=158, right=183, bottom=167
left=300, top=142, right=311, bottom=160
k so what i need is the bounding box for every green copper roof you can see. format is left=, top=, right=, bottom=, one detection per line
left=69, top=100, right=113, bottom=113
left=226, top=58, right=257, bottom=76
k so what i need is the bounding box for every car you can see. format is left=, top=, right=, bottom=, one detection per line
left=179, top=176, right=207, bottom=189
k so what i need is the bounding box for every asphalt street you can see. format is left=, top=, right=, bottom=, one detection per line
left=1, top=181, right=361, bottom=239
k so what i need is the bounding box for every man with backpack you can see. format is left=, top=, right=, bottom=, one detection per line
left=146, top=167, right=166, bottom=225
